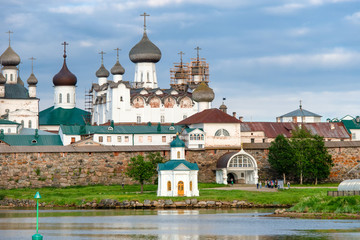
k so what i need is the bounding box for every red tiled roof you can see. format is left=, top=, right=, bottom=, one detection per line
left=176, top=108, right=241, bottom=125
left=241, top=122, right=350, bottom=139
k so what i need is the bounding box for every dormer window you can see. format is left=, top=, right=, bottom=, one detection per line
left=32, top=139, right=37, bottom=144
left=108, top=126, right=113, bottom=131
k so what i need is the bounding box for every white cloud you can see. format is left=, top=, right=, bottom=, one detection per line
left=79, top=41, right=94, bottom=47
left=5, top=13, right=34, bottom=28
left=264, top=3, right=305, bottom=14
left=287, top=27, right=310, bottom=36
left=222, top=48, right=360, bottom=70
left=49, top=5, right=96, bottom=14
left=345, top=11, right=360, bottom=24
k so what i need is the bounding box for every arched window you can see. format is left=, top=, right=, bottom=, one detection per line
left=28, top=120, right=32, bottom=129
left=228, top=155, right=254, bottom=168
left=147, top=72, right=150, bottom=82
left=201, top=134, right=204, bottom=140
left=215, top=129, right=230, bottom=137
left=196, top=134, right=200, bottom=140
left=10, top=74, right=13, bottom=81
left=177, top=151, right=180, bottom=158
left=160, top=115, right=165, bottom=123
left=67, top=93, right=70, bottom=103
left=7, top=128, right=11, bottom=133
left=59, top=93, right=62, bottom=103
left=141, top=72, right=143, bottom=82
left=137, top=116, right=141, bottom=123
left=190, top=181, right=192, bottom=191
left=120, top=96, right=123, bottom=102
left=190, top=134, right=193, bottom=140
left=21, top=120, right=24, bottom=127
left=167, top=181, right=171, bottom=191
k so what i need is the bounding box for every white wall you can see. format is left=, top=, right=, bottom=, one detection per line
left=157, top=170, right=199, bottom=197
left=54, top=86, right=76, bottom=109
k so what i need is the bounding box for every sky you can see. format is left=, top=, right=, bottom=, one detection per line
left=1, top=0, right=360, bottom=122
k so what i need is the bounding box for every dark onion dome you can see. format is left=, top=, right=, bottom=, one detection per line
left=53, top=58, right=77, bottom=86
left=27, top=73, right=38, bottom=85
left=129, top=32, right=161, bottom=63
left=192, top=81, right=215, bottom=103
left=96, top=64, right=110, bottom=78
left=111, top=60, right=125, bottom=75
left=170, top=135, right=185, bottom=148
left=0, top=73, right=6, bottom=84
left=17, top=75, right=24, bottom=86
left=0, top=46, right=21, bottom=66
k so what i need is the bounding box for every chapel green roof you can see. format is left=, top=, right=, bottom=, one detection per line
left=60, top=124, right=183, bottom=135
left=158, top=160, right=199, bottom=171
left=39, top=106, right=90, bottom=126
left=341, top=119, right=360, bottom=134
left=170, top=135, right=185, bottom=148
left=0, top=134, right=63, bottom=146
left=0, top=119, right=20, bottom=125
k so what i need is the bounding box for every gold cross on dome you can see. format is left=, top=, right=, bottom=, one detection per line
left=140, top=12, right=150, bottom=32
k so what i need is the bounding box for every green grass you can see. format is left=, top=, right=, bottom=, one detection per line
left=291, top=183, right=339, bottom=187
left=290, top=193, right=360, bottom=213
left=0, top=183, right=335, bottom=207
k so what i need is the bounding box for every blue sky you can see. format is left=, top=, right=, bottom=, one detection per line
left=1, top=0, right=360, bottom=121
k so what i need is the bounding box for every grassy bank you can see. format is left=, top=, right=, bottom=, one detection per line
left=290, top=192, right=360, bottom=213
left=0, top=183, right=334, bottom=207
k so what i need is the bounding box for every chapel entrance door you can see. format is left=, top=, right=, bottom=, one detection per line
left=178, top=181, right=184, bottom=196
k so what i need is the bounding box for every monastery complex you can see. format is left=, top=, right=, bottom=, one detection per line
left=0, top=14, right=360, bottom=189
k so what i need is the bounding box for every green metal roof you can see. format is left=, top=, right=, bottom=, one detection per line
left=60, top=124, right=183, bottom=135
left=158, top=160, right=199, bottom=171
left=2, top=84, right=33, bottom=99
left=39, top=106, right=90, bottom=125
left=0, top=134, right=63, bottom=146
left=0, top=119, right=20, bottom=125
left=341, top=119, right=360, bottom=134
left=184, top=128, right=204, bottom=133
left=170, top=135, right=185, bottom=148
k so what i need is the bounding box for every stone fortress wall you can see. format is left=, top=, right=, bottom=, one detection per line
left=0, top=142, right=359, bottom=189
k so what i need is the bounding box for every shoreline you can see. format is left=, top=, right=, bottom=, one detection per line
left=266, top=210, right=360, bottom=219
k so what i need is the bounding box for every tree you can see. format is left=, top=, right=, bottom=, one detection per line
left=125, top=153, right=165, bottom=193
left=268, top=134, right=295, bottom=183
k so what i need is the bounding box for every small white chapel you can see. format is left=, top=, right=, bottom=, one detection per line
left=157, top=136, right=199, bottom=197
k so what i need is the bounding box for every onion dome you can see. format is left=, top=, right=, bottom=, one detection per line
left=53, top=55, right=77, bottom=86
left=27, top=73, right=38, bottom=85
left=170, top=135, right=185, bottom=148
left=0, top=46, right=21, bottom=66
left=111, top=60, right=125, bottom=75
left=219, top=103, right=227, bottom=112
left=17, top=75, right=24, bottom=86
left=192, top=82, right=215, bottom=103
left=0, top=73, right=6, bottom=84
left=129, top=32, right=161, bottom=63
left=96, top=64, right=110, bottom=78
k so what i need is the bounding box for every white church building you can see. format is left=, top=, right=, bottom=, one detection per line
left=157, top=136, right=199, bottom=197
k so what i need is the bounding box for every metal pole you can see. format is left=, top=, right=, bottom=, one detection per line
left=32, top=191, right=43, bottom=240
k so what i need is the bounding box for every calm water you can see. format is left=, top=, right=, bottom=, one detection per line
left=0, top=208, right=359, bottom=239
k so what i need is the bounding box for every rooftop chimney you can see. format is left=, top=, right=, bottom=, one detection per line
left=232, top=112, right=236, bottom=118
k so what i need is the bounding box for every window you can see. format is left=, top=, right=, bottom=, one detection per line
left=190, top=181, right=192, bottom=191
left=251, top=138, right=255, bottom=143
left=137, top=116, right=141, bottom=123
left=7, top=128, right=11, bottom=133
left=183, top=115, right=187, bottom=119
left=28, top=120, right=32, bottom=129
left=353, top=133, right=356, bottom=139
left=71, top=137, right=75, bottom=143
left=10, top=74, right=13, bottom=81
left=201, top=134, right=204, bottom=140
left=228, top=155, right=254, bottom=168
left=190, top=134, right=193, bottom=140
left=5, top=74, right=7, bottom=80
left=263, top=138, right=266, bottom=143
left=167, top=181, right=171, bottom=191
left=177, top=151, right=180, bottom=158
left=215, top=129, right=230, bottom=136
left=148, top=136, right=152, bottom=142
left=139, top=136, right=143, bottom=143
left=99, top=136, right=103, bottom=142
left=107, top=136, right=111, bottom=142
left=67, top=93, right=70, bottom=103
left=196, top=134, right=200, bottom=140
left=125, top=136, right=129, bottom=142
left=117, top=136, right=122, bottom=142
left=21, top=120, right=24, bottom=127
left=162, top=136, right=166, bottom=142
left=147, top=72, right=150, bottom=82
left=141, top=72, right=143, bottom=82
left=120, top=96, right=123, bottom=102
left=59, top=93, right=62, bottom=103
left=160, top=115, right=165, bottom=123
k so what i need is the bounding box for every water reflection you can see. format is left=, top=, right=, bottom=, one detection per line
left=0, top=209, right=359, bottom=240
